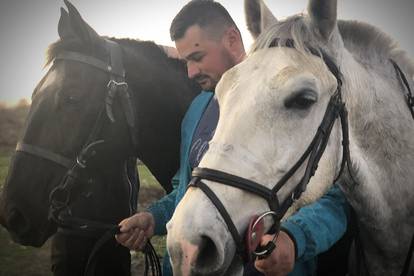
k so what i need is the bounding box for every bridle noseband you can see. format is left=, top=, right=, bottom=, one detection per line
left=189, top=42, right=352, bottom=262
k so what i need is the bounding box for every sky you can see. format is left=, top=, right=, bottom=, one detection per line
left=0, top=0, right=413, bottom=105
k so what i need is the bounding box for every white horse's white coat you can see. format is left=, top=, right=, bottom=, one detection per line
left=167, top=0, right=414, bottom=275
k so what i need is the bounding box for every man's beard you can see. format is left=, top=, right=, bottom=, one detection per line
left=193, top=75, right=218, bottom=91
left=193, top=50, right=235, bottom=91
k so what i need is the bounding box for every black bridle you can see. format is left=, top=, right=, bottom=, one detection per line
left=189, top=40, right=414, bottom=276
left=15, top=39, right=161, bottom=276
left=189, top=44, right=350, bottom=261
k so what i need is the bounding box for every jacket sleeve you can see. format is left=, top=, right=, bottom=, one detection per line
left=147, top=190, right=177, bottom=236
left=280, top=184, right=350, bottom=262
left=146, top=171, right=180, bottom=236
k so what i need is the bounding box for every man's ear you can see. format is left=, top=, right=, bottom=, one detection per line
left=223, top=27, right=242, bottom=49
left=222, top=27, right=245, bottom=63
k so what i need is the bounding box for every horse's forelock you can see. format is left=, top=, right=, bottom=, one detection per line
left=249, top=14, right=316, bottom=56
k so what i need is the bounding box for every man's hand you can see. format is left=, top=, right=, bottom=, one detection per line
left=254, top=231, right=295, bottom=276
left=115, top=212, right=155, bottom=251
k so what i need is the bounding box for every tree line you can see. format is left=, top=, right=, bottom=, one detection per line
left=0, top=100, right=30, bottom=150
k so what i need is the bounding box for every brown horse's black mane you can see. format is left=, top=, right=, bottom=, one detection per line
left=36, top=37, right=188, bottom=101
left=45, top=37, right=186, bottom=72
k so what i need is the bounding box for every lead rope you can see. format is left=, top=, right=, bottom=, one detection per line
left=83, top=227, right=161, bottom=276
left=143, top=241, right=162, bottom=276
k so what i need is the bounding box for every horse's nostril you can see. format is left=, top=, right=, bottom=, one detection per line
left=8, top=209, right=30, bottom=235
left=196, top=235, right=219, bottom=268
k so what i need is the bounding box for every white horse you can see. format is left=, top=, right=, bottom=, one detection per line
left=167, top=0, right=414, bottom=275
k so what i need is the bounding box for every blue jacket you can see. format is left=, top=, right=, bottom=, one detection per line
left=148, top=91, right=350, bottom=275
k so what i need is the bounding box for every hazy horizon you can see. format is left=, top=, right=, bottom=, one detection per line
left=1, top=0, right=413, bottom=105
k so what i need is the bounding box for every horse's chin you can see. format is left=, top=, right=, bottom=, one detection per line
left=7, top=222, right=55, bottom=247
left=186, top=256, right=243, bottom=276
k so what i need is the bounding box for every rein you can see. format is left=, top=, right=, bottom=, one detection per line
left=15, top=39, right=161, bottom=276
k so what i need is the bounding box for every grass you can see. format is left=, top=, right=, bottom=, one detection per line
left=0, top=151, right=166, bottom=275
left=137, top=164, right=162, bottom=189
left=0, top=149, right=12, bottom=191
left=0, top=228, right=52, bottom=276
left=0, top=149, right=52, bottom=275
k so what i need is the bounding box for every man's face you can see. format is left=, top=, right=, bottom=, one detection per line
left=175, top=25, right=235, bottom=91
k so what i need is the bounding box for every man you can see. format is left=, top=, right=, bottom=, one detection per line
left=116, top=1, right=350, bottom=275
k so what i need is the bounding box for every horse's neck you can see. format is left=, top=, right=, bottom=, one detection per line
left=341, top=52, right=414, bottom=266
left=125, top=50, right=196, bottom=191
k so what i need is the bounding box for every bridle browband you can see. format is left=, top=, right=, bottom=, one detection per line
left=190, top=39, right=414, bottom=275
left=15, top=39, right=161, bottom=276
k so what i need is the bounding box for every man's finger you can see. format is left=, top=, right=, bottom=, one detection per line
left=132, top=229, right=146, bottom=251
left=123, top=228, right=141, bottom=249
left=254, top=234, right=278, bottom=272
left=115, top=232, right=131, bottom=244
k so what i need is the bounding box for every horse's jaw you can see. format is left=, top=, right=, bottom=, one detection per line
left=0, top=196, right=55, bottom=247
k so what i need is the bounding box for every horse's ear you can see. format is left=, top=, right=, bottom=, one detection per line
left=308, top=0, right=337, bottom=40
left=245, top=0, right=277, bottom=39
left=58, top=7, right=73, bottom=40
left=59, top=0, right=102, bottom=47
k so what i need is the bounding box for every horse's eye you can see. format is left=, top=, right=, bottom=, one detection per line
left=65, top=95, right=81, bottom=105
left=284, top=90, right=317, bottom=110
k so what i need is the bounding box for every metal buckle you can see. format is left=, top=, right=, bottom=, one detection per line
left=107, top=79, right=128, bottom=91
left=250, top=211, right=279, bottom=259
left=76, top=157, right=87, bottom=169
left=76, top=140, right=105, bottom=169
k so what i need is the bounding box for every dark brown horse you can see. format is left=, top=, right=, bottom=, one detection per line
left=0, top=1, right=199, bottom=275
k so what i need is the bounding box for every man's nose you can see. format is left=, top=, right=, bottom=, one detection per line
left=187, top=63, right=201, bottom=79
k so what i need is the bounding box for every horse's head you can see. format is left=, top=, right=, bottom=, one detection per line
left=167, top=0, right=347, bottom=274
left=0, top=1, right=135, bottom=246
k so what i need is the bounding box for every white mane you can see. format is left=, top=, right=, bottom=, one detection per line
left=250, top=15, right=414, bottom=80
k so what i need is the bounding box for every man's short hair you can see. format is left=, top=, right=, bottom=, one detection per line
left=170, top=0, right=239, bottom=41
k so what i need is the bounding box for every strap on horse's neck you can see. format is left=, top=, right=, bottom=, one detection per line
left=390, top=59, right=414, bottom=119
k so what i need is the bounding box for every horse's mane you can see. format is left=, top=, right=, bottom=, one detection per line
left=35, top=38, right=186, bottom=99
left=250, top=15, right=414, bottom=78
left=338, top=20, right=414, bottom=76
left=45, top=37, right=181, bottom=68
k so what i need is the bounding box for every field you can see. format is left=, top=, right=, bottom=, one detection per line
left=0, top=148, right=166, bottom=276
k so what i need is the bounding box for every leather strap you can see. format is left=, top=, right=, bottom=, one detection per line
left=16, top=142, right=72, bottom=168
left=192, top=167, right=279, bottom=211
left=189, top=179, right=245, bottom=256
left=390, top=59, right=414, bottom=119
left=55, top=51, right=124, bottom=77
